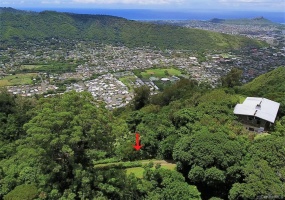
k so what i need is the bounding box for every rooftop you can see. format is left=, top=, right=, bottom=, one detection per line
left=233, top=97, right=280, bottom=123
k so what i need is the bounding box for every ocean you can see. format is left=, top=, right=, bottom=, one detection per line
left=19, top=8, right=285, bottom=24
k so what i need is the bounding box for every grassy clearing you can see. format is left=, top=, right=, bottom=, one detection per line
left=119, top=76, right=137, bottom=91
left=0, top=73, right=37, bottom=86
left=126, top=164, right=176, bottom=178
left=160, top=164, right=176, bottom=170
left=125, top=160, right=176, bottom=178
left=221, top=53, right=231, bottom=59
left=141, top=68, right=181, bottom=79
left=21, top=62, right=77, bottom=73
left=93, top=159, right=176, bottom=178
left=21, top=65, right=45, bottom=70
left=126, top=167, right=144, bottom=178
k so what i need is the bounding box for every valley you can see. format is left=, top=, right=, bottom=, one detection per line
left=1, top=7, right=285, bottom=200
left=1, top=38, right=284, bottom=109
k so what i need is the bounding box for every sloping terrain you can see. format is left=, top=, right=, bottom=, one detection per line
left=240, top=67, right=285, bottom=95
left=240, top=66, right=285, bottom=114
left=0, top=7, right=265, bottom=50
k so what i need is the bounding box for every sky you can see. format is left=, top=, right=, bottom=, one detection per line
left=1, top=0, right=285, bottom=12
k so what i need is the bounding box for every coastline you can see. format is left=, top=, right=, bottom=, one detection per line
left=9, top=7, right=285, bottom=24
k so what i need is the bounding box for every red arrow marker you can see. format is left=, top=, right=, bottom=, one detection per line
left=133, top=132, right=142, bottom=151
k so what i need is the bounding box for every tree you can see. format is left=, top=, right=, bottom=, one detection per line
left=151, top=79, right=199, bottom=106
left=0, top=88, right=15, bottom=114
left=171, top=108, right=203, bottom=128
left=173, top=131, right=247, bottom=199
left=93, top=168, right=141, bottom=199
left=229, top=160, right=284, bottom=200
left=273, top=116, right=285, bottom=136
left=228, top=135, right=285, bottom=199
left=4, top=184, right=38, bottom=200
left=246, top=135, right=285, bottom=170
left=0, top=89, right=36, bottom=142
left=140, top=163, right=201, bottom=200
left=132, top=85, right=150, bottom=110
left=164, top=70, right=169, bottom=76
left=220, top=68, right=242, bottom=88
left=0, top=91, right=122, bottom=199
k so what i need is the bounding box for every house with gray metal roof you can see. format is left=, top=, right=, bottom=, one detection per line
left=233, top=97, right=280, bottom=132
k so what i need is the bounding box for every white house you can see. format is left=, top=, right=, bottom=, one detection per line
left=233, top=97, right=280, bottom=132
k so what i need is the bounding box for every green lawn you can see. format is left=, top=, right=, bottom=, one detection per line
left=160, top=164, right=176, bottom=170
left=93, top=159, right=176, bottom=179
left=21, top=62, right=77, bottom=73
left=141, top=68, right=182, bottom=79
left=126, top=160, right=176, bottom=178
left=0, top=73, right=37, bottom=86
left=21, top=65, right=45, bottom=70
left=119, top=76, right=137, bottom=91
left=126, top=167, right=144, bottom=178
left=221, top=53, right=230, bottom=59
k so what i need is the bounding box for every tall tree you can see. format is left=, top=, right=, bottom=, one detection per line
left=140, top=163, right=201, bottom=200
left=229, top=160, right=284, bottom=200
left=173, top=130, right=247, bottom=199
left=0, top=91, right=122, bottom=199
left=132, top=85, right=150, bottom=110
left=220, top=68, right=243, bottom=88
left=0, top=89, right=36, bottom=142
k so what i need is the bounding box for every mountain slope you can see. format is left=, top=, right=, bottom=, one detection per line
left=240, top=66, right=285, bottom=113
left=241, top=67, right=285, bottom=95
left=0, top=8, right=265, bottom=50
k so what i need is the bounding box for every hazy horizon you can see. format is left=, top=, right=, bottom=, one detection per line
left=1, top=0, right=285, bottom=12
left=2, top=6, right=284, bottom=23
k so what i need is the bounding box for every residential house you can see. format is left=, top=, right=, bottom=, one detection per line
left=233, top=97, right=280, bottom=132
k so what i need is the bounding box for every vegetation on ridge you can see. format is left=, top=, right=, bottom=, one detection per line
left=239, top=66, right=285, bottom=114
left=1, top=67, right=285, bottom=199
left=0, top=7, right=284, bottom=199
left=0, top=8, right=265, bottom=51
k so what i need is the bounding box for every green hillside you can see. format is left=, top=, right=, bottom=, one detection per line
left=0, top=7, right=265, bottom=50
left=240, top=66, right=285, bottom=113
left=241, top=67, right=285, bottom=94
left=1, top=72, right=285, bottom=199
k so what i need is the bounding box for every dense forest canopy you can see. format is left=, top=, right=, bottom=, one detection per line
left=1, top=67, right=285, bottom=199
left=0, top=7, right=266, bottom=51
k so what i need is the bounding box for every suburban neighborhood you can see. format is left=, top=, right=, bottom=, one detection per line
left=0, top=21, right=284, bottom=109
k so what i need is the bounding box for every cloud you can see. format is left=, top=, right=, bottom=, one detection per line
left=218, top=0, right=285, bottom=9
left=0, top=0, right=25, bottom=5
left=0, top=0, right=283, bottom=11
left=72, top=0, right=184, bottom=5
left=41, top=0, right=61, bottom=4
left=219, top=0, right=284, bottom=4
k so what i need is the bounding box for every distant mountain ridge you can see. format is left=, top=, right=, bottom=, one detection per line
left=0, top=7, right=31, bottom=14
left=209, top=16, right=277, bottom=25
left=0, top=7, right=265, bottom=50
left=210, top=18, right=226, bottom=23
